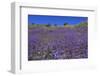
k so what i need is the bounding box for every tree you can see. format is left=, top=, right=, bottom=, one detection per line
left=64, top=23, right=68, bottom=26
left=76, top=22, right=88, bottom=27
left=45, top=24, right=51, bottom=27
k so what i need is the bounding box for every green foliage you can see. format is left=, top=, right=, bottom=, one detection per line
left=64, top=23, right=68, bottom=26
left=45, top=24, right=51, bottom=27
left=28, top=22, right=87, bottom=29
left=76, top=22, right=88, bottom=27
left=28, top=24, right=41, bottom=29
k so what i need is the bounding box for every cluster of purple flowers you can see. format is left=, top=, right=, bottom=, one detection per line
left=28, top=26, right=88, bottom=60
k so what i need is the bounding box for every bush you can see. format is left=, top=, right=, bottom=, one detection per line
left=64, top=23, right=68, bottom=27
left=45, top=24, right=51, bottom=27
left=76, top=22, right=88, bottom=27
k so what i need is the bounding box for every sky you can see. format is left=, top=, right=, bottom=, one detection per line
left=28, top=15, right=88, bottom=26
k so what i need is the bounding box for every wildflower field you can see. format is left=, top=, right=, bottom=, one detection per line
left=28, top=22, right=88, bottom=60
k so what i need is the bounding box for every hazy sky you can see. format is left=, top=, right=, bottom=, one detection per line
left=28, top=15, right=88, bottom=26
